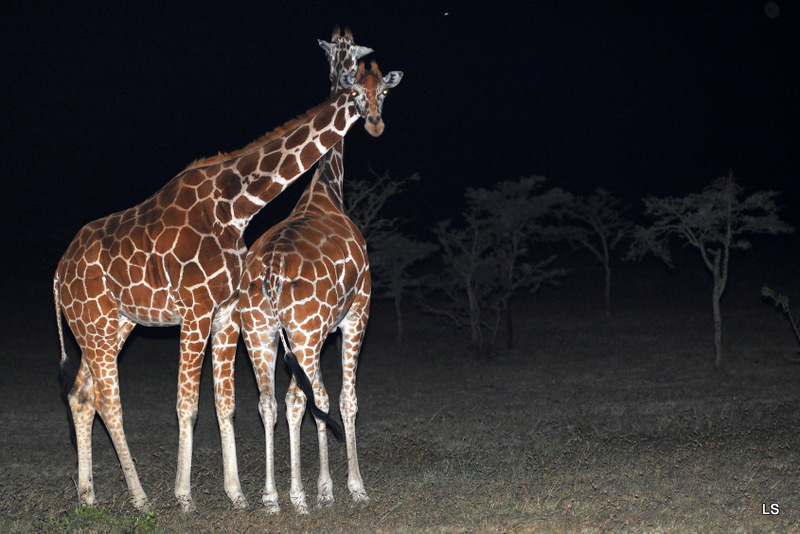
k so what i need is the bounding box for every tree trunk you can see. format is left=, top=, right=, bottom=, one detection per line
left=712, top=281, right=724, bottom=371
left=393, top=294, right=403, bottom=344
left=467, top=283, right=482, bottom=347
left=603, top=260, right=612, bottom=319
left=505, top=299, right=514, bottom=349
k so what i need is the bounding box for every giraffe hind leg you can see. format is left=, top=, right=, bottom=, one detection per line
left=87, top=320, right=150, bottom=511
left=284, top=345, right=336, bottom=509
left=66, top=316, right=149, bottom=510
left=67, top=359, right=97, bottom=507
left=93, top=370, right=150, bottom=511
left=285, top=373, right=310, bottom=515
left=240, top=311, right=281, bottom=514
left=283, top=350, right=343, bottom=440
left=68, top=366, right=150, bottom=511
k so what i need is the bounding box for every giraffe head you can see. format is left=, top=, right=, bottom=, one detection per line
left=318, top=26, right=373, bottom=95
left=348, top=61, right=403, bottom=137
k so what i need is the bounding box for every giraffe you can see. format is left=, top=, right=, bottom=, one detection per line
left=239, top=30, right=402, bottom=514
left=53, top=44, right=397, bottom=512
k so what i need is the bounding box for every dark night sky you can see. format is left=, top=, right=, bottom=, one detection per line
left=3, top=2, right=799, bottom=271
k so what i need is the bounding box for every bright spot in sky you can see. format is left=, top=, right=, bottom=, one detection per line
left=765, top=1, right=780, bottom=19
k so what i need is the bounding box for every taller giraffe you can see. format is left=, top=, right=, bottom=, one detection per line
left=53, top=41, right=391, bottom=512
left=239, top=30, right=402, bottom=514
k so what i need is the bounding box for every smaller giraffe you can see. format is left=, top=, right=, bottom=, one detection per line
left=240, top=44, right=402, bottom=513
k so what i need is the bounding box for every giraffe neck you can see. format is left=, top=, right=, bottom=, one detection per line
left=173, top=92, right=359, bottom=235
left=292, top=37, right=355, bottom=216
left=294, top=140, right=347, bottom=214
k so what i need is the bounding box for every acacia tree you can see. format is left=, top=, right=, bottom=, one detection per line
left=346, top=170, right=437, bottom=341
left=629, top=172, right=793, bottom=370
left=346, top=169, right=420, bottom=242
left=555, top=188, right=632, bottom=318
left=369, top=232, right=438, bottom=343
left=433, top=213, right=497, bottom=348
left=431, top=176, right=568, bottom=350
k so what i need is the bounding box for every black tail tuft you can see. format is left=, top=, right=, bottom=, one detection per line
left=284, top=350, right=344, bottom=441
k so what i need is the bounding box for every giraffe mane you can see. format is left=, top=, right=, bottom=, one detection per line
left=180, top=97, right=339, bottom=173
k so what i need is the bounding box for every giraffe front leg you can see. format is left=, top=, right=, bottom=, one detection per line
left=211, top=304, right=248, bottom=511
left=340, top=388, right=369, bottom=505
left=341, top=312, right=370, bottom=506
left=174, top=321, right=210, bottom=513
left=212, top=352, right=247, bottom=511
left=174, top=394, right=198, bottom=513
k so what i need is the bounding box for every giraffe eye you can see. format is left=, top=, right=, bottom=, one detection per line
left=351, top=91, right=358, bottom=97
left=382, top=89, right=389, bottom=95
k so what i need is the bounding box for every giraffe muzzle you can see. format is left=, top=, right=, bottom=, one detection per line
left=364, top=114, right=385, bottom=137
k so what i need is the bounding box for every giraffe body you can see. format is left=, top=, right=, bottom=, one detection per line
left=240, top=31, right=402, bottom=514
left=54, top=53, right=394, bottom=511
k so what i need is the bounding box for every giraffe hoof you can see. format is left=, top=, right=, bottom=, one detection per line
left=177, top=495, right=196, bottom=513
left=262, top=492, right=280, bottom=514
left=290, top=491, right=309, bottom=514
left=316, top=493, right=335, bottom=508
left=263, top=500, right=281, bottom=515
left=292, top=499, right=310, bottom=515
left=131, top=496, right=152, bottom=512
left=79, top=491, right=97, bottom=508
left=231, top=494, right=248, bottom=511
left=351, top=490, right=370, bottom=507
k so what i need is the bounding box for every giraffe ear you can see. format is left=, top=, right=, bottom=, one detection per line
left=382, top=71, right=403, bottom=89
left=318, top=39, right=335, bottom=59
left=355, top=45, right=373, bottom=60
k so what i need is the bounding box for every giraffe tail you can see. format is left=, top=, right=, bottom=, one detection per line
left=284, top=349, right=344, bottom=441
left=53, top=271, right=78, bottom=400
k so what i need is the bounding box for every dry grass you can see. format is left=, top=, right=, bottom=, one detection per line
left=2, top=260, right=800, bottom=532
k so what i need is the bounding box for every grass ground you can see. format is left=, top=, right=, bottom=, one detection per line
left=1, top=256, right=799, bottom=532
